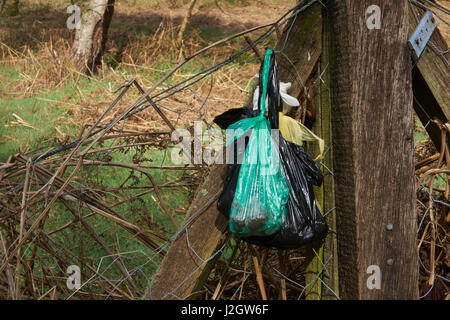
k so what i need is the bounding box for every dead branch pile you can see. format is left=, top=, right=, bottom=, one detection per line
left=0, top=125, right=202, bottom=299
left=415, top=120, right=450, bottom=299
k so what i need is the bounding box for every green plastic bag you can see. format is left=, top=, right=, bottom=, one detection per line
left=226, top=49, right=289, bottom=236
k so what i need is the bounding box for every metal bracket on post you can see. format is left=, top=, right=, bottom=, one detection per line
left=408, top=10, right=437, bottom=61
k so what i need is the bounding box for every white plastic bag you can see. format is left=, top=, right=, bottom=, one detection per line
left=252, top=80, right=299, bottom=113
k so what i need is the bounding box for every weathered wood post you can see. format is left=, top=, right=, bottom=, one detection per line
left=329, top=0, right=419, bottom=299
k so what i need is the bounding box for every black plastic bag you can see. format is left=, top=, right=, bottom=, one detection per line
left=244, top=138, right=328, bottom=248
left=214, top=53, right=328, bottom=249
left=213, top=108, right=247, bottom=130
left=216, top=129, right=248, bottom=217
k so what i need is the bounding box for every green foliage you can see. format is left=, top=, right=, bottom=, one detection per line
left=3, top=0, right=20, bottom=17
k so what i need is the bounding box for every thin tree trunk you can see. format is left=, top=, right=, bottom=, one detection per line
left=72, top=0, right=115, bottom=75
left=1, top=0, right=7, bottom=13
left=177, top=0, right=197, bottom=59
left=329, top=0, right=419, bottom=299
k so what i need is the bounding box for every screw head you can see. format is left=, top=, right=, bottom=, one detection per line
left=386, top=224, right=393, bottom=231
left=387, top=259, right=394, bottom=266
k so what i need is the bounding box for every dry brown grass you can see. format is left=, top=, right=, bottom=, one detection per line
left=436, top=1, right=450, bottom=44
left=2, top=0, right=445, bottom=134
left=0, top=0, right=291, bottom=133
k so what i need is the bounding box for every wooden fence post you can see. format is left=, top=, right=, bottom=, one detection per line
left=329, top=0, right=419, bottom=299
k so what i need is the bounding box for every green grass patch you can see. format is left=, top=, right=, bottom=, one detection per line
left=0, top=68, right=78, bottom=160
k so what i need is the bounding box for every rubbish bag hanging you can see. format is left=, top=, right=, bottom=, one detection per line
left=214, top=50, right=328, bottom=248
left=224, top=49, right=289, bottom=237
